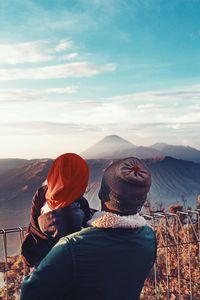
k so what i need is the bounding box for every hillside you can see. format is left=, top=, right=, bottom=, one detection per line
left=0, top=159, right=27, bottom=174
left=147, top=156, right=200, bottom=203
left=0, top=159, right=53, bottom=228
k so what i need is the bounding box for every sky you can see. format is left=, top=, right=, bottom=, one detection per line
left=0, top=0, right=200, bottom=158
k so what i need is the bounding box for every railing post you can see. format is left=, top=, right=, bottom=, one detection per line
left=2, top=229, right=8, bottom=300
left=175, top=214, right=181, bottom=300
left=152, top=215, right=158, bottom=300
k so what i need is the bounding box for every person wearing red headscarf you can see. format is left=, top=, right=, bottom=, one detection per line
left=21, top=153, right=91, bottom=267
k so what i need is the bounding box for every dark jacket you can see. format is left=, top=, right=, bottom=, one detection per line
left=21, top=185, right=91, bottom=267
left=21, top=225, right=156, bottom=300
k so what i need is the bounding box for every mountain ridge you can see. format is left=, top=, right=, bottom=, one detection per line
left=82, top=135, right=163, bottom=160
left=151, top=143, right=200, bottom=163
left=82, top=135, right=200, bottom=163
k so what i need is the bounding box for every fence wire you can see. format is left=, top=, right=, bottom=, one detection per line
left=0, top=210, right=199, bottom=300
left=141, top=209, right=200, bottom=300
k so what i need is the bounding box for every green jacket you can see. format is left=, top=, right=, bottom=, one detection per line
left=21, top=226, right=156, bottom=300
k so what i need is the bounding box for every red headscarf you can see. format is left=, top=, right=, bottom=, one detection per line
left=45, top=153, right=89, bottom=210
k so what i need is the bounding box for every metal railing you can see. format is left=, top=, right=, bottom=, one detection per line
left=0, top=227, right=27, bottom=300
left=0, top=210, right=199, bottom=300
left=141, top=209, right=200, bottom=300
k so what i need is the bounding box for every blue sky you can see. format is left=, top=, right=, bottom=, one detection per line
left=0, top=0, right=200, bottom=158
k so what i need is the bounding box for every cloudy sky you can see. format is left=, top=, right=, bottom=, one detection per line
left=0, top=0, right=200, bottom=158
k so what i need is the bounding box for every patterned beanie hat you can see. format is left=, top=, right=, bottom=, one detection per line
left=98, top=157, right=151, bottom=215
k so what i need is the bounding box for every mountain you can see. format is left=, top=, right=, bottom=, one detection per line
left=0, top=156, right=199, bottom=229
left=131, top=146, right=164, bottom=160
left=151, top=143, right=200, bottom=163
left=147, top=156, right=200, bottom=205
left=81, top=135, right=136, bottom=159
left=82, top=135, right=163, bottom=159
left=0, top=159, right=52, bottom=193
left=0, top=159, right=53, bottom=228
left=0, top=159, right=27, bottom=174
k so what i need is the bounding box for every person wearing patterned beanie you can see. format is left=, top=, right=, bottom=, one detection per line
left=99, top=157, right=151, bottom=214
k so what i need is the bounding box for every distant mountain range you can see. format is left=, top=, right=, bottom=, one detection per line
left=0, top=135, right=200, bottom=228
left=81, top=135, right=163, bottom=160
left=0, top=155, right=199, bottom=228
left=151, top=142, right=200, bottom=163
left=82, top=135, right=200, bottom=163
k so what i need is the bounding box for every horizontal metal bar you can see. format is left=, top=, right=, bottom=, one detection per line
left=0, top=227, right=27, bottom=234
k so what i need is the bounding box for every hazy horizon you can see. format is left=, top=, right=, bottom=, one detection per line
left=1, top=1, right=200, bottom=158
left=0, top=133, right=200, bottom=160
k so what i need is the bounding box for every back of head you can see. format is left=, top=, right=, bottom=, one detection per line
left=46, top=153, right=89, bottom=210
left=98, top=157, right=151, bottom=215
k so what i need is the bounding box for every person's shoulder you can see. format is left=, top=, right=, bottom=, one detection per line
left=31, top=185, right=47, bottom=208
left=59, top=227, right=99, bottom=244
left=141, top=225, right=156, bottom=236
left=68, top=227, right=98, bottom=238
left=32, top=185, right=47, bottom=198
left=37, top=185, right=47, bottom=194
left=138, top=225, right=157, bottom=246
left=33, top=185, right=47, bottom=200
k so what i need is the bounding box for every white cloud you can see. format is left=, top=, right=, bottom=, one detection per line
left=1, top=83, right=200, bottom=155
left=0, top=41, right=53, bottom=65
left=44, top=87, right=77, bottom=94
left=0, top=39, right=75, bottom=65
left=61, top=53, right=79, bottom=60
left=136, top=104, right=159, bottom=109
left=0, top=100, right=200, bottom=156
left=55, top=39, right=73, bottom=51
left=108, top=84, right=200, bottom=103
left=0, top=84, right=199, bottom=128
left=0, top=87, right=78, bottom=102
left=0, top=62, right=116, bottom=80
left=0, top=121, right=92, bottom=135
left=168, top=124, right=181, bottom=130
